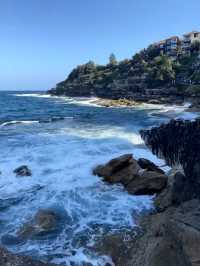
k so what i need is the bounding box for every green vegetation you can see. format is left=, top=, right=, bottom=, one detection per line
left=109, top=53, right=118, bottom=66
left=52, top=42, right=200, bottom=99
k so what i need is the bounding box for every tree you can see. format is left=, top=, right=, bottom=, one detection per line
left=147, top=55, right=175, bottom=86
left=191, top=41, right=200, bottom=53
left=109, top=53, right=118, bottom=66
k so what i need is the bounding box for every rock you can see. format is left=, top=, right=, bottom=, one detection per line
left=17, top=209, right=59, bottom=240
left=93, top=154, right=141, bottom=184
left=14, top=165, right=32, bottom=176
left=137, top=158, right=165, bottom=174
left=93, top=154, right=168, bottom=195
left=148, top=99, right=161, bottom=104
left=126, top=170, right=168, bottom=195
left=140, top=119, right=200, bottom=200
left=124, top=199, right=200, bottom=266
left=0, top=246, right=56, bottom=266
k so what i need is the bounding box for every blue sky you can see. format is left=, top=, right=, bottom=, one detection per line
left=0, top=0, right=199, bottom=91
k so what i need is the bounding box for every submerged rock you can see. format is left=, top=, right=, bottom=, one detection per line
left=17, top=209, right=59, bottom=240
left=14, top=165, right=32, bottom=177
left=0, top=246, right=56, bottom=266
left=93, top=154, right=167, bottom=195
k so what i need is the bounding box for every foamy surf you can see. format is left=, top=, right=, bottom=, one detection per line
left=0, top=120, right=39, bottom=127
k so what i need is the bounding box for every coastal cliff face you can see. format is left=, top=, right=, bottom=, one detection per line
left=141, top=119, right=200, bottom=202
left=49, top=49, right=200, bottom=104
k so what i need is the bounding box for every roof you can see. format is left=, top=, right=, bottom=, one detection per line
left=184, top=31, right=200, bottom=37
left=166, top=36, right=179, bottom=41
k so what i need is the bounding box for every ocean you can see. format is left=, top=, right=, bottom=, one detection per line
left=0, top=91, right=197, bottom=265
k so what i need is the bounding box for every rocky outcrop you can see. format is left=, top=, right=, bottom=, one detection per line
left=14, top=165, right=32, bottom=177
left=93, top=154, right=167, bottom=195
left=0, top=246, right=55, bottom=266
left=48, top=47, right=200, bottom=105
left=125, top=199, right=200, bottom=266
left=140, top=119, right=200, bottom=202
left=94, top=119, right=200, bottom=266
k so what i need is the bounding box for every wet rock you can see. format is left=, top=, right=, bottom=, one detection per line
left=0, top=246, right=56, bottom=266
left=148, top=99, right=161, bottom=104
left=125, top=199, right=200, bottom=266
left=93, top=154, right=140, bottom=184
left=126, top=170, right=168, bottom=195
left=14, top=165, right=32, bottom=177
left=137, top=158, right=165, bottom=174
left=93, top=154, right=168, bottom=195
left=93, top=231, right=137, bottom=266
left=17, top=210, right=57, bottom=240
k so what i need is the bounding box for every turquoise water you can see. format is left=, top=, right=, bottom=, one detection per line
left=0, top=91, right=194, bottom=265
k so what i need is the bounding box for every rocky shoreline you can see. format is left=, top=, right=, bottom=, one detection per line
left=1, top=119, right=200, bottom=266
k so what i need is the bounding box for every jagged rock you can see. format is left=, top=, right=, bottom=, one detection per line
left=0, top=246, right=56, bottom=266
left=140, top=119, right=200, bottom=201
left=14, top=165, right=32, bottom=176
left=137, top=158, right=165, bottom=174
left=93, top=154, right=140, bottom=184
left=93, top=154, right=167, bottom=195
left=126, top=170, right=168, bottom=195
left=99, top=200, right=199, bottom=266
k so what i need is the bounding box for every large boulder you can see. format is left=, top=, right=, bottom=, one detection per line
left=14, top=165, right=32, bottom=177
left=126, top=170, right=168, bottom=195
left=93, top=154, right=140, bottom=184
left=93, top=154, right=168, bottom=195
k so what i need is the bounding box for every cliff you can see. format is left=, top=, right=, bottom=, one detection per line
left=49, top=47, right=200, bottom=104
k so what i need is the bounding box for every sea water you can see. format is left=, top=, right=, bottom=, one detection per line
left=0, top=91, right=197, bottom=265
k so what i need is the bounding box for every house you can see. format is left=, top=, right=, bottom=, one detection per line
left=181, top=31, right=200, bottom=55
left=165, top=36, right=180, bottom=60
left=153, top=31, right=200, bottom=59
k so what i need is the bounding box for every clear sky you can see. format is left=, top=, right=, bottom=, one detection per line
left=0, top=0, right=199, bottom=91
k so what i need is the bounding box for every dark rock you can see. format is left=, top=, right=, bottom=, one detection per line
left=137, top=158, right=165, bottom=174
left=148, top=99, right=161, bottom=104
left=14, top=165, right=32, bottom=177
left=125, top=199, right=200, bottom=266
left=126, top=170, right=168, bottom=195
left=0, top=246, right=56, bottom=266
left=140, top=119, right=200, bottom=201
left=16, top=209, right=62, bottom=241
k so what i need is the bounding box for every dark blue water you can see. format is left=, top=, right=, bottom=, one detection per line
left=0, top=91, right=192, bottom=265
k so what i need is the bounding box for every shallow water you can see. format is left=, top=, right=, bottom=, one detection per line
left=0, top=91, right=197, bottom=265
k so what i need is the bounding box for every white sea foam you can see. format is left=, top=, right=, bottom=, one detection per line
left=14, top=93, right=52, bottom=98
left=0, top=121, right=155, bottom=265
left=0, top=120, right=39, bottom=127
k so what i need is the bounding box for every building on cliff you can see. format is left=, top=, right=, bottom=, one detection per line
left=154, top=30, right=200, bottom=59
